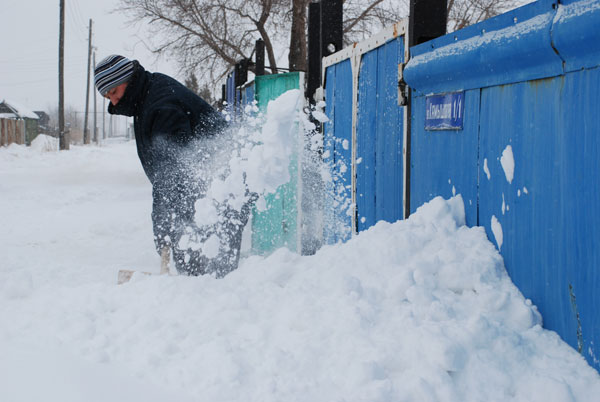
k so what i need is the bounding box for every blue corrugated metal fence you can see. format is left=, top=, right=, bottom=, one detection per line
left=323, top=59, right=354, bottom=243
left=323, top=22, right=408, bottom=243
left=404, top=0, right=600, bottom=370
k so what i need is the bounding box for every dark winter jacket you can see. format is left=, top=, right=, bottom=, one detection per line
left=108, top=61, right=227, bottom=252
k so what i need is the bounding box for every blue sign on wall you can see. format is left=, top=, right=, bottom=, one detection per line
left=425, top=91, right=465, bottom=130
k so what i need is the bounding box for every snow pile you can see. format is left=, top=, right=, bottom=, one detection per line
left=30, top=133, right=59, bottom=152
left=1, top=136, right=599, bottom=402
left=0, top=342, right=195, bottom=402
left=1, top=90, right=599, bottom=400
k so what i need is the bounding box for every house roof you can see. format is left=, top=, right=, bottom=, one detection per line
left=0, top=102, right=17, bottom=118
left=34, top=111, right=49, bottom=119
left=0, top=99, right=39, bottom=119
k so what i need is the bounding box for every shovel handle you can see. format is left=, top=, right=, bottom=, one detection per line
left=160, top=246, right=171, bottom=275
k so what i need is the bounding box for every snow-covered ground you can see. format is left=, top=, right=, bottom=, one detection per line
left=2, top=129, right=600, bottom=400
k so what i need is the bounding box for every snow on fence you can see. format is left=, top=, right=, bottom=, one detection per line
left=322, top=0, right=600, bottom=372
left=321, top=21, right=409, bottom=243
left=0, top=118, right=25, bottom=146
left=223, top=70, right=309, bottom=256
left=403, top=0, right=600, bottom=371
left=249, top=72, right=305, bottom=255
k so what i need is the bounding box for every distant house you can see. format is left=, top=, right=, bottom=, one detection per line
left=0, top=100, right=39, bottom=145
left=34, top=111, right=50, bottom=127
left=34, top=111, right=52, bottom=135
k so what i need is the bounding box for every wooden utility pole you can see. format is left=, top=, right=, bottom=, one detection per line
left=102, top=97, right=106, bottom=139
left=93, top=50, right=98, bottom=144
left=83, top=19, right=92, bottom=145
left=58, top=0, right=68, bottom=150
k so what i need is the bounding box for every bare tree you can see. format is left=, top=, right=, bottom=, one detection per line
left=286, top=0, right=406, bottom=71
left=117, top=0, right=406, bottom=90
left=117, top=0, right=287, bottom=84
left=198, top=86, right=216, bottom=106
left=47, top=105, right=81, bottom=130
left=116, top=0, right=525, bottom=94
left=184, top=73, right=200, bottom=94
left=342, top=0, right=406, bottom=45
left=447, top=0, right=530, bottom=32
left=288, top=0, right=310, bottom=72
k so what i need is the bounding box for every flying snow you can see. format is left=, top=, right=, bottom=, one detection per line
left=1, top=91, right=599, bottom=401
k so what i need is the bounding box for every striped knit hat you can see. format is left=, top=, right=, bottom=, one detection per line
left=94, top=55, right=135, bottom=96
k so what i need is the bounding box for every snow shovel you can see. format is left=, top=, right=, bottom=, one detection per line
left=117, top=246, right=171, bottom=284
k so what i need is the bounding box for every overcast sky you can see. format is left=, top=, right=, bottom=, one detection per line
left=0, top=0, right=178, bottom=114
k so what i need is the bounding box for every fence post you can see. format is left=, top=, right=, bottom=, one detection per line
left=235, top=59, right=250, bottom=107
left=305, top=0, right=343, bottom=104
left=405, top=0, right=447, bottom=218
left=321, top=0, right=343, bottom=57
left=235, top=59, right=249, bottom=88
left=255, top=39, right=265, bottom=76
left=409, top=0, right=447, bottom=46
left=306, top=2, right=321, bottom=103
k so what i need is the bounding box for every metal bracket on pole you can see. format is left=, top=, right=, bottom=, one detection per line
left=398, top=63, right=409, bottom=107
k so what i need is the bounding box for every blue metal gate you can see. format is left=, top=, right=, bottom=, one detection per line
left=356, top=37, right=405, bottom=231
left=323, top=22, right=408, bottom=243
left=323, top=59, right=353, bottom=243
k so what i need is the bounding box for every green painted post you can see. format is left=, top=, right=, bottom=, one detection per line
left=251, top=72, right=302, bottom=254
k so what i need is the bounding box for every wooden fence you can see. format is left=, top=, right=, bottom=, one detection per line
left=0, top=118, right=25, bottom=146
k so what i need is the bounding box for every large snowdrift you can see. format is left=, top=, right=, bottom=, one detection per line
left=1, top=135, right=599, bottom=401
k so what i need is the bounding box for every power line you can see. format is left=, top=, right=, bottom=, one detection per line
left=0, top=63, right=86, bottom=74
left=66, top=0, right=88, bottom=44
left=0, top=77, right=58, bottom=86
left=0, top=54, right=58, bottom=63
left=69, top=0, right=88, bottom=32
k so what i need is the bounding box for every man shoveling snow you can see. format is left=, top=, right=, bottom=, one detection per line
left=95, top=55, right=254, bottom=279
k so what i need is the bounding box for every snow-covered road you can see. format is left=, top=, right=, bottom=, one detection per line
left=1, top=131, right=599, bottom=401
